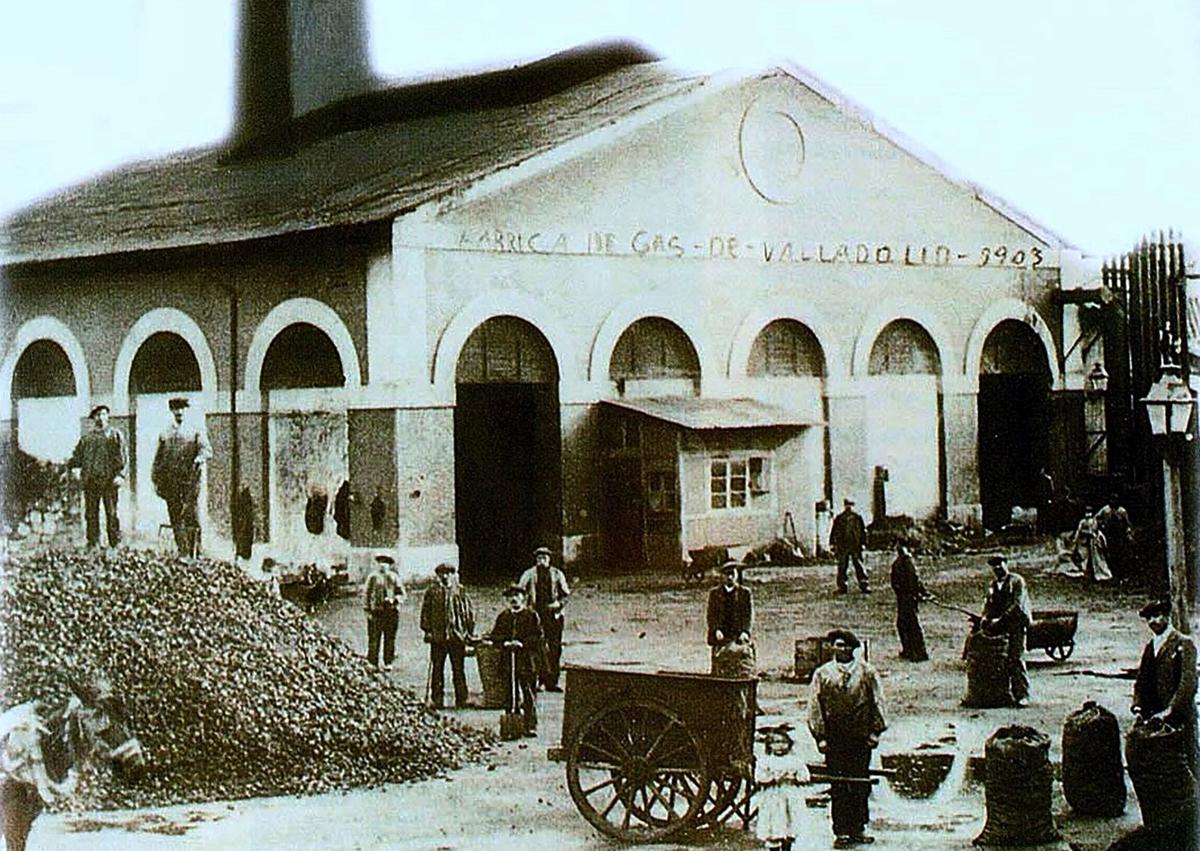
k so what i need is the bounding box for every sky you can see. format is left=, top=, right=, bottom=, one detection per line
left=0, top=0, right=1198, bottom=258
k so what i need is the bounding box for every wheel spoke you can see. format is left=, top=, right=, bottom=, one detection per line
left=582, top=776, right=617, bottom=797
left=652, top=740, right=695, bottom=765
left=647, top=782, right=677, bottom=817
left=600, top=791, right=622, bottom=820
left=645, top=718, right=682, bottom=761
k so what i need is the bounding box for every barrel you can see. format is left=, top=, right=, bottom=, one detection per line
left=474, top=641, right=506, bottom=709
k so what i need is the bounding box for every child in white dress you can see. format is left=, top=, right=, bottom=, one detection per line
left=756, top=726, right=807, bottom=851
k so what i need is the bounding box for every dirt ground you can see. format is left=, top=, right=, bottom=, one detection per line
left=32, top=541, right=1166, bottom=850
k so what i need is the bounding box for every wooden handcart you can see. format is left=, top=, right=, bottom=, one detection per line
left=548, top=663, right=756, bottom=843
left=1026, top=609, right=1079, bottom=661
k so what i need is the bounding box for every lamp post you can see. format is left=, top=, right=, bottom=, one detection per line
left=1085, top=362, right=1110, bottom=475
left=1141, top=364, right=1197, bottom=632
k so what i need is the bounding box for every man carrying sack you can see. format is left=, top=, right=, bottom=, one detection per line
left=807, top=628, right=887, bottom=848
left=980, top=554, right=1033, bottom=707
left=706, top=560, right=754, bottom=675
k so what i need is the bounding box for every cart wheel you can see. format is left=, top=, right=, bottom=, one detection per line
left=566, top=699, right=710, bottom=842
left=1045, top=642, right=1074, bottom=661
left=695, top=776, right=744, bottom=826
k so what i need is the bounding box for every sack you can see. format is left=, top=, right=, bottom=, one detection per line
left=712, top=638, right=756, bottom=679
left=1125, top=718, right=1197, bottom=830
left=961, top=630, right=1013, bottom=709
left=1062, top=701, right=1126, bottom=817
left=974, top=725, right=1059, bottom=847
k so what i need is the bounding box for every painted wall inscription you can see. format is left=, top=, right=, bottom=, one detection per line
left=453, top=228, right=1048, bottom=269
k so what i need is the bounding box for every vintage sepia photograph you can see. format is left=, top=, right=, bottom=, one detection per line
left=1, top=1, right=1198, bottom=849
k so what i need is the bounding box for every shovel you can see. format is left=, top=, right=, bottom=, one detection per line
left=499, top=646, right=525, bottom=741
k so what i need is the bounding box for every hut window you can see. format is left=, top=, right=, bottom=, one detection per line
left=710, top=454, right=771, bottom=511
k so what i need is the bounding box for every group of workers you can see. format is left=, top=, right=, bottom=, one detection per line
left=362, top=545, right=570, bottom=736
left=67, top=396, right=211, bottom=558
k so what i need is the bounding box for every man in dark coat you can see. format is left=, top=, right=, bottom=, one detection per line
left=980, top=555, right=1033, bottom=707
left=491, top=585, right=543, bottom=736
left=831, top=498, right=869, bottom=594
left=808, top=628, right=887, bottom=848
left=1132, top=599, right=1198, bottom=772
left=889, top=540, right=931, bottom=662
left=420, top=562, right=476, bottom=709
left=151, top=397, right=211, bottom=557
left=707, top=561, right=753, bottom=669
left=68, top=404, right=127, bottom=549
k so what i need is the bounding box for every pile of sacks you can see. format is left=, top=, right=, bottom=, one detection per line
left=0, top=549, right=492, bottom=809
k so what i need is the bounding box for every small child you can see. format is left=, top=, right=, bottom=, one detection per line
left=755, top=726, right=807, bottom=851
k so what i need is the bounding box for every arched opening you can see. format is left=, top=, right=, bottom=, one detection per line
left=454, top=316, right=562, bottom=582
left=129, top=332, right=205, bottom=537
left=609, top=317, right=701, bottom=397
left=866, top=320, right=943, bottom=521
left=261, top=323, right=346, bottom=390
left=13, top=340, right=79, bottom=463
left=260, top=322, right=349, bottom=554
left=747, top=319, right=825, bottom=377
left=977, top=319, right=1052, bottom=530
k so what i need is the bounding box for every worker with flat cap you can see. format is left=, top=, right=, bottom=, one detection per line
left=363, top=554, right=404, bottom=671
left=490, top=584, right=543, bottom=736
left=831, top=498, right=869, bottom=594
left=1133, top=598, right=1198, bottom=772
left=518, top=546, right=570, bottom=692
left=151, top=396, right=212, bottom=558
left=420, top=562, right=476, bottom=708
left=808, top=627, right=887, bottom=847
left=68, top=404, right=127, bottom=549
left=707, top=560, right=753, bottom=671
left=979, top=554, right=1033, bottom=707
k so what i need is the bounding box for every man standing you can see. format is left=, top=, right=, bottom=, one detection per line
left=151, top=397, right=212, bottom=558
left=518, top=546, right=570, bottom=692
left=980, top=554, right=1033, bottom=707
left=1132, top=599, right=1198, bottom=772
left=420, top=562, right=476, bottom=709
left=889, top=540, right=931, bottom=662
left=706, top=560, right=753, bottom=670
left=831, top=498, right=869, bottom=594
left=364, top=554, right=404, bottom=671
left=68, top=404, right=127, bottom=549
left=808, top=628, right=887, bottom=848
left=490, top=585, right=544, bottom=736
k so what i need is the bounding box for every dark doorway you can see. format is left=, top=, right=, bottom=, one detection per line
left=454, top=383, right=562, bottom=583
left=453, top=316, right=561, bottom=583
left=977, top=321, right=1051, bottom=530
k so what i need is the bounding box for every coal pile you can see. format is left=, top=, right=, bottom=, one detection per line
left=0, top=549, right=493, bottom=809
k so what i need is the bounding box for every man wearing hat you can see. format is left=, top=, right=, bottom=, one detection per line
left=1133, top=599, right=1197, bottom=771
left=518, top=546, right=570, bottom=692
left=420, top=562, right=476, bottom=708
left=68, top=404, right=127, bottom=549
left=490, top=585, right=544, bottom=736
left=364, top=554, right=404, bottom=670
left=151, top=397, right=212, bottom=557
left=808, top=628, right=887, bottom=848
left=830, top=498, right=869, bottom=594
left=980, top=554, right=1033, bottom=707
left=707, top=560, right=753, bottom=670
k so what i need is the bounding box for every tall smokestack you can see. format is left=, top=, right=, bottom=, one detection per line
left=233, top=0, right=372, bottom=150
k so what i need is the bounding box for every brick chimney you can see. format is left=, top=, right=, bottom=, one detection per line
left=233, top=0, right=373, bottom=149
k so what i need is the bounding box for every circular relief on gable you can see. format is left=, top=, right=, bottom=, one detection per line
left=738, top=97, right=806, bottom=205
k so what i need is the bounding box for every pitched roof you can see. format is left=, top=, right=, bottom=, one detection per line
left=602, top=397, right=819, bottom=430
left=1, top=56, right=705, bottom=266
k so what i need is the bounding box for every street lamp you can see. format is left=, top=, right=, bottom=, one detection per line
left=1085, top=362, right=1110, bottom=395
left=1085, top=362, right=1110, bottom=474
left=1141, top=364, right=1197, bottom=632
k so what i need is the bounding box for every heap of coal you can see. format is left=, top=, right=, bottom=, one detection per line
left=0, top=549, right=492, bottom=809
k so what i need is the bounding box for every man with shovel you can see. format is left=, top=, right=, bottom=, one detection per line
left=489, top=585, right=543, bottom=738
left=807, top=628, right=887, bottom=848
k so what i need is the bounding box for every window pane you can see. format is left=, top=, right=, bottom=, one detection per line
left=711, top=460, right=727, bottom=477
left=730, top=490, right=746, bottom=508
left=712, top=492, right=727, bottom=509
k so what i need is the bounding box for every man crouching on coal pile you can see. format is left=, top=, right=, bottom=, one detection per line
left=489, top=586, right=544, bottom=737
left=807, top=628, right=887, bottom=848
